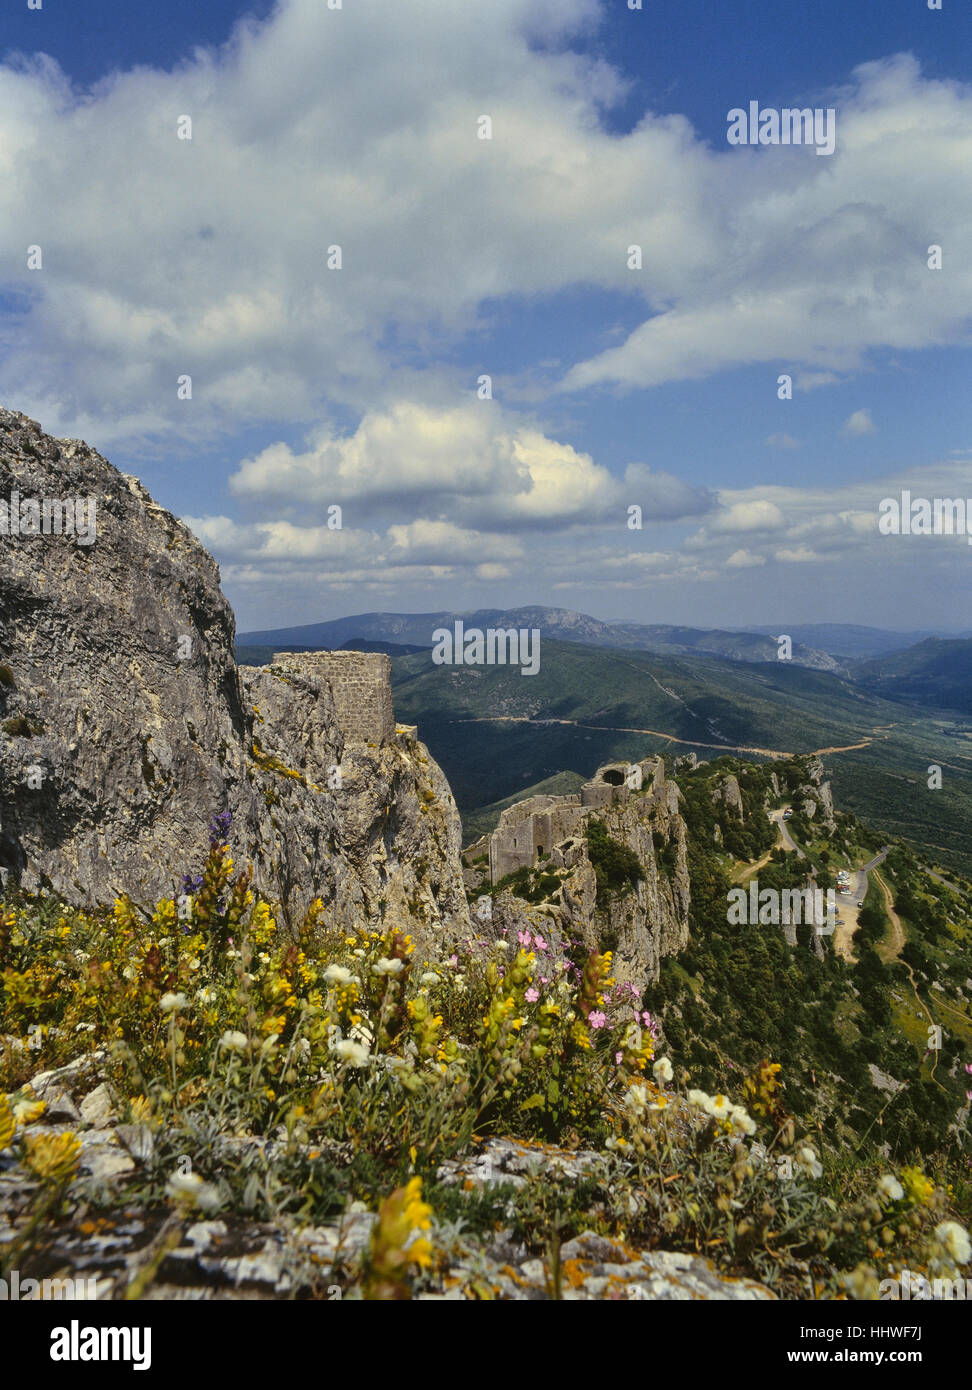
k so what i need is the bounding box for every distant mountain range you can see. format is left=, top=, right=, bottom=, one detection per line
left=239, top=606, right=847, bottom=671
left=853, top=637, right=972, bottom=715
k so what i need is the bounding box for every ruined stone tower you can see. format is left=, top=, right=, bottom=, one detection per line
left=272, top=650, right=396, bottom=746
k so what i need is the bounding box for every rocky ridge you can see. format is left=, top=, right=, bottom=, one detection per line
left=0, top=407, right=468, bottom=943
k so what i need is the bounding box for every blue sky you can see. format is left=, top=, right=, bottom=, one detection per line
left=2, top=0, right=970, bottom=633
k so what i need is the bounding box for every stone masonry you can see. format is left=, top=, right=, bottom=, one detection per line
left=488, top=756, right=666, bottom=883
left=272, top=650, right=396, bottom=746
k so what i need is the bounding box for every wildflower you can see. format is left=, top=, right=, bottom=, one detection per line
left=704, top=1093, right=733, bottom=1122
left=625, top=1084, right=649, bottom=1115
left=23, top=1131, right=82, bottom=1184
left=525, top=987, right=539, bottom=1003
left=517, top=931, right=532, bottom=947
left=448, top=954, right=458, bottom=967
left=12, top=1096, right=46, bottom=1125
left=365, top=1177, right=433, bottom=1299
left=901, top=1165, right=935, bottom=1207
left=687, top=1089, right=711, bottom=1110
left=218, top=1030, right=248, bottom=1052
left=652, top=1056, right=673, bottom=1084
left=843, top=1264, right=880, bottom=1301
left=877, top=1174, right=904, bottom=1203
left=728, top=1105, right=756, bottom=1136
left=419, top=971, right=439, bottom=986
left=934, top=1221, right=972, bottom=1266
left=588, top=1011, right=608, bottom=1029
left=166, top=1169, right=220, bottom=1212
left=160, top=992, right=187, bottom=1014
left=615, top=1051, right=623, bottom=1065
left=794, top=1145, right=824, bottom=1180
left=195, top=986, right=217, bottom=1005
left=324, top=964, right=356, bottom=985
left=373, top=958, right=405, bottom=977
left=533, top=935, right=547, bottom=951
left=334, top=1039, right=370, bottom=1067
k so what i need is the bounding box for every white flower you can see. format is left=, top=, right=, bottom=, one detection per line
left=373, top=957, right=405, bottom=977
left=934, top=1221, right=972, bottom=1266
left=794, top=1145, right=824, bottom=1179
left=122, top=965, right=136, bottom=981
left=728, top=1105, right=756, bottom=1136
left=159, top=992, right=186, bottom=1014
left=419, top=971, right=439, bottom=986
left=333, top=1039, right=370, bottom=1067
left=350, top=1022, right=374, bottom=1049
left=323, top=964, right=355, bottom=985
left=195, top=986, right=216, bottom=1005
left=188, top=957, right=201, bottom=971
left=624, top=1084, right=649, bottom=1115
left=687, top=1089, right=711, bottom=1109
left=166, top=1170, right=220, bottom=1211
left=352, top=949, right=366, bottom=958
left=877, top=1174, right=904, bottom=1202
left=218, top=1029, right=248, bottom=1052
left=652, top=1056, right=673, bottom=1084
left=704, top=1093, right=733, bottom=1121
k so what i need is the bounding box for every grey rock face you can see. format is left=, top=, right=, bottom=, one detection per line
left=476, top=758, right=690, bottom=987
left=0, top=408, right=469, bottom=944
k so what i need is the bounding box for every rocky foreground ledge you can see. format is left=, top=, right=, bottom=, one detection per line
left=1, top=1054, right=771, bottom=1301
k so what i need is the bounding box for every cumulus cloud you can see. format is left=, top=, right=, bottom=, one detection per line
left=228, top=399, right=713, bottom=530
left=841, top=408, right=877, bottom=436
left=0, top=4, right=968, bottom=443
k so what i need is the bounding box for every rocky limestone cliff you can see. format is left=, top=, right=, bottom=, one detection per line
left=0, top=408, right=469, bottom=942
left=468, top=758, right=690, bottom=987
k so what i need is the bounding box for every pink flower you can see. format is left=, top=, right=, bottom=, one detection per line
left=533, top=935, right=547, bottom=951
left=588, top=1011, right=608, bottom=1029
left=517, top=930, right=532, bottom=947
left=449, top=954, right=458, bottom=968
left=525, top=987, right=539, bottom=1002
left=965, top=1063, right=972, bottom=1075
left=539, top=976, right=549, bottom=984
left=615, top=1051, right=623, bottom=1064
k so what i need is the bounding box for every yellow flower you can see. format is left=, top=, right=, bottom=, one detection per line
left=901, top=1165, right=935, bottom=1207
left=23, top=1131, right=82, bottom=1183
left=0, top=1094, right=15, bottom=1150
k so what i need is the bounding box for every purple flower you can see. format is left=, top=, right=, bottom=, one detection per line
left=525, top=987, right=539, bottom=1002
left=208, top=809, right=232, bottom=845
left=588, top=1011, right=608, bottom=1029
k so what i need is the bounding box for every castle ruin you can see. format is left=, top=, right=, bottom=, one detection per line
left=272, top=649, right=396, bottom=746
left=486, top=756, right=667, bottom=884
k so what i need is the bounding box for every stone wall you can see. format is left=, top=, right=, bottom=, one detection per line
left=487, top=758, right=666, bottom=884
left=272, top=650, right=395, bottom=746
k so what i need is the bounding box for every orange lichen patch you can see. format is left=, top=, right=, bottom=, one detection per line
left=562, top=1258, right=590, bottom=1290
left=463, top=1177, right=476, bottom=1191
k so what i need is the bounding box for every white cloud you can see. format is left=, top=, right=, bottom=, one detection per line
left=711, top=500, right=786, bottom=534
left=726, top=549, right=766, bottom=568
left=228, top=399, right=712, bottom=529
left=765, top=433, right=801, bottom=449
left=841, top=408, right=877, bottom=436
left=0, top=8, right=967, bottom=441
